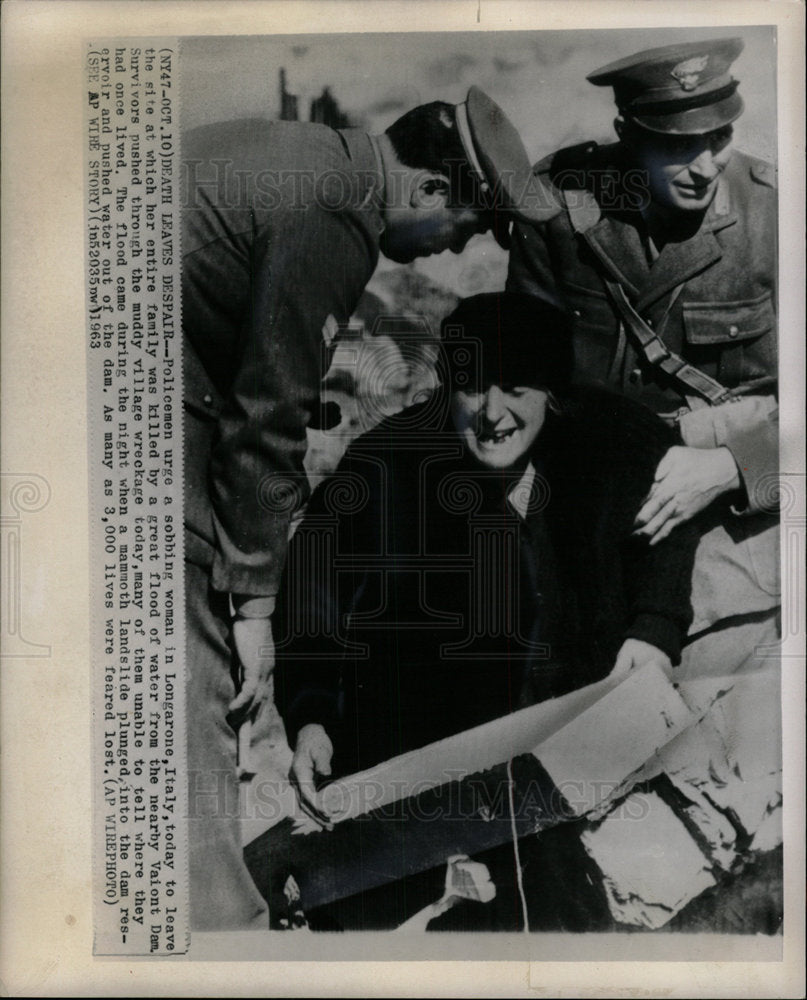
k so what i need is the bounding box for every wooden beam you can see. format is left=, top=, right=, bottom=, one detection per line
left=243, top=664, right=698, bottom=916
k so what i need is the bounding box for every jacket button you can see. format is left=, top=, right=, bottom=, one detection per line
left=645, top=317, right=653, bottom=328
left=728, top=325, right=739, bottom=338
left=203, top=394, right=213, bottom=406
left=629, top=368, right=642, bottom=385
left=573, top=309, right=582, bottom=318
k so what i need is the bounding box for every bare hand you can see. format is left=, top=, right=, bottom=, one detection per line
left=610, top=638, right=672, bottom=680
left=229, top=614, right=275, bottom=719
left=290, top=723, right=334, bottom=824
left=633, top=445, right=740, bottom=545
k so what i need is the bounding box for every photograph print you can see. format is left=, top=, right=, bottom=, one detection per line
left=178, top=25, right=783, bottom=940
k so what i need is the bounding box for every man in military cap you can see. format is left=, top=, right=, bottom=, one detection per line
left=182, top=86, right=556, bottom=929
left=507, top=40, right=781, bottom=932
left=507, top=38, right=779, bottom=683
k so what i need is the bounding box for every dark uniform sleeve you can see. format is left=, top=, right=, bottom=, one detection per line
left=207, top=202, right=377, bottom=596
left=506, top=150, right=584, bottom=311
left=506, top=216, right=563, bottom=307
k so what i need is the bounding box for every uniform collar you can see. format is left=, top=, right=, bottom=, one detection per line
left=563, top=146, right=739, bottom=236
left=337, top=128, right=386, bottom=215
left=565, top=158, right=738, bottom=308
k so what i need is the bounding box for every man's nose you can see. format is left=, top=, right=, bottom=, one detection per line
left=689, top=148, right=719, bottom=180
left=483, top=384, right=506, bottom=421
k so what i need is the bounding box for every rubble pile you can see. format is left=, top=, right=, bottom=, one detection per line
left=579, top=670, right=782, bottom=929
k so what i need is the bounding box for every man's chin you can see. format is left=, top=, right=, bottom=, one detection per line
left=661, top=182, right=719, bottom=213
left=675, top=192, right=713, bottom=209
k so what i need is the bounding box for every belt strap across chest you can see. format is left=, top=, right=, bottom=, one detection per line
left=604, top=279, right=734, bottom=405
left=559, top=186, right=733, bottom=407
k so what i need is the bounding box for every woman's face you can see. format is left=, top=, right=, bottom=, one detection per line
left=451, top=382, right=549, bottom=469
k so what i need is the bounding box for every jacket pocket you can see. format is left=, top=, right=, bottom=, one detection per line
left=683, top=291, right=777, bottom=386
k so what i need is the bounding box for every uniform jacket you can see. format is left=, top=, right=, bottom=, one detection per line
left=507, top=143, right=779, bottom=632
left=181, top=119, right=385, bottom=595
left=274, top=387, right=698, bottom=775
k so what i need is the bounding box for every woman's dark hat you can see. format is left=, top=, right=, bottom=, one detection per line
left=441, top=292, right=573, bottom=395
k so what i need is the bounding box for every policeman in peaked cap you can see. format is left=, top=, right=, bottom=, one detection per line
left=506, top=36, right=780, bottom=930
left=377, top=85, right=559, bottom=259
left=181, top=82, right=556, bottom=930
left=586, top=38, right=762, bottom=215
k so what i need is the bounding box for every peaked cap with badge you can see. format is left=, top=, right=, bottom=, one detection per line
left=587, top=37, right=745, bottom=134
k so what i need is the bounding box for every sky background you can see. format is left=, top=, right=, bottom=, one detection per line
left=180, top=26, right=777, bottom=297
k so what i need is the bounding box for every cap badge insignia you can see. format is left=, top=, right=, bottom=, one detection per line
left=670, top=54, right=709, bottom=91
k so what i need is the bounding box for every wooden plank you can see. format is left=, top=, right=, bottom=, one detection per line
left=319, top=673, right=622, bottom=823
left=239, top=671, right=623, bottom=846
left=244, top=753, right=561, bottom=918
left=243, top=665, right=698, bottom=915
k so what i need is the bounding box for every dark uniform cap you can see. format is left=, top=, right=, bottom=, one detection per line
left=455, top=86, right=560, bottom=246
left=587, top=37, right=745, bottom=135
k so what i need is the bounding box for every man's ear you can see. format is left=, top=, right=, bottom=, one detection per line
left=546, top=391, right=563, bottom=416
left=410, top=172, right=450, bottom=209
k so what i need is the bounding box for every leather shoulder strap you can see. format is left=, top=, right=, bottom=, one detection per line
left=604, top=280, right=733, bottom=406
